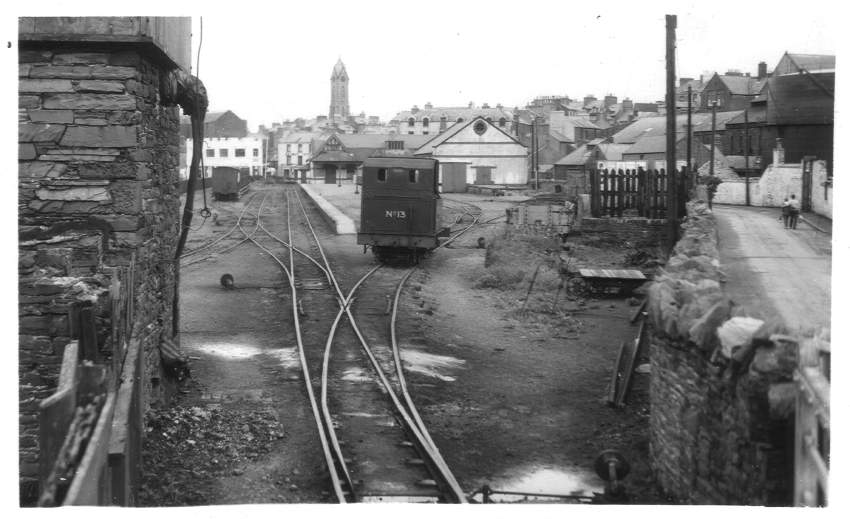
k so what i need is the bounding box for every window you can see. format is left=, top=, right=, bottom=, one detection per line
left=235, top=148, right=246, bottom=157
left=286, top=155, right=292, bottom=165
left=408, top=131, right=414, bottom=135
left=499, top=117, right=507, bottom=127
left=422, top=117, right=430, bottom=128
left=253, top=148, right=259, bottom=157
left=298, top=144, right=303, bottom=152
left=408, top=117, right=415, bottom=127
left=386, top=140, right=404, bottom=150
left=423, top=131, right=429, bottom=135
left=297, top=156, right=303, bottom=165
left=206, top=149, right=214, bottom=157
left=473, top=120, right=487, bottom=135
left=286, top=144, right=291, bottom=152
left=377, top=168, right=387, bottom=182
left=409, top=169, right=419, bottom=183
left=456, top=117, right=464, bottom=123
left=219, top=149, right=228, bottom=157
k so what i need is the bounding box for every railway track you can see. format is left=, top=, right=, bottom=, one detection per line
left=179, top=184, right=492, bottom=502
left=222, top=185, right=474, bottom=503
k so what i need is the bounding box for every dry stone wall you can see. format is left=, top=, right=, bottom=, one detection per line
left=18, top=47, right=181, bottom=498
left=647, top=201, right=798, bottom=504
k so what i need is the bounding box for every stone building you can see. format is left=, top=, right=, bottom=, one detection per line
left=390, top=103, right=513, bottom=136
left=329, top=58, right=350, bottom=122
left=18, top=17, right=192, bottom=503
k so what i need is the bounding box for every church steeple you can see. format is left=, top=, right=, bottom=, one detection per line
left=331, top=58, right=348, bottom=80
left=329, top=58, right=350, bottom=121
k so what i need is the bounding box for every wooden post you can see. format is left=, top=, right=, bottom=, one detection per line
left=616, top=169, right=625, bottom=217
left=665, top=14, right=678, bottom=240
left=79, top=305, right=99, bottom=362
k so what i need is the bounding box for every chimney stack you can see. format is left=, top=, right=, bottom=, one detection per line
left=757, top=61, right=768, bottom=80
left=424, top=102, right=433, bottom=109
left=583, top=95, right=597, bottom=107
left=604, top=94, right=617, bottom=108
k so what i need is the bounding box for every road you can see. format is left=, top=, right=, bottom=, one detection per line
left=712, top=205, right=832, bottom=335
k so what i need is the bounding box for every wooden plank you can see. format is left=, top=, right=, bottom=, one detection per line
left=38, top=342, right=79, bottom=487
left=108, top=337, right=143, bottom=505
left=607, top=342, right=628, bottom=406
left=578, top=268, right=646, bottom=280
left=63, top=392, right=116, bottom=506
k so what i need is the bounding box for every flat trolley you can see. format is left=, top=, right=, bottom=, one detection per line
left=572, top=268, right=647, bottom=296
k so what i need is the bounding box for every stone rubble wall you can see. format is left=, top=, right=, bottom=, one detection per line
left=18, top=48, right=181, bottom=496
left=647, top=200, right=800, bottom=504
left=576, top=217, right=667, bottom=246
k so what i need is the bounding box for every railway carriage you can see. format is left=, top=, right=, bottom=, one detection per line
left=357, top=157, right=449, bottom=262
left=211, top=166, right=250, bottom=201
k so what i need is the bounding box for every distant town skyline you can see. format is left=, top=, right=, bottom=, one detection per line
left=185, top=1, right=837, bottom=131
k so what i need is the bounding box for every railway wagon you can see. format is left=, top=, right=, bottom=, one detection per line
left=357, top=157, right=448, bottom=261
left=211, top=166, right=249, bottom=201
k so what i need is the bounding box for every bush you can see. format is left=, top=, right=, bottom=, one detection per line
left=473, top=267, right=526, bottom=290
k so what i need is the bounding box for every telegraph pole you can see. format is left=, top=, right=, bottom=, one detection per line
left=687, top=85, right=692, bottom=175
left=744, top=108, right=750, bottom=206
left=709, top=100, right=717, bottom=177
left=665, top=14, right=677, bottom=242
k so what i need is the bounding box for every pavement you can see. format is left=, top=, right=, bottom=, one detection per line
left=298, top=182, right=358, bottom=233
left=712, top=204, right=832, bottom=335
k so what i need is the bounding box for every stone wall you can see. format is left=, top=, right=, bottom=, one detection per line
left=18, top=47, right=181, bottom=499
left=575, top=217, right=667, bottom=247
left=647, top=201, right=799, bottom=504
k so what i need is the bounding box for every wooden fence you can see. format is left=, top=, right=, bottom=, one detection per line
left=589, top=167, right=692, bottom=219
left=37, top=255, right=143, bottom=506
left=793, top=335, right=830, bottom=507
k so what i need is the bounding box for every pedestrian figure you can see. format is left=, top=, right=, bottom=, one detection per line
left=781, top=197, right=790, bottom=228
left=788, top=194, right=800, bottom=229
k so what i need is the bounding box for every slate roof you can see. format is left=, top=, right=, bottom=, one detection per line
left=549, top=129, right=572, bottom=142
left=554, top=142, right=632, bottom=166
left=692, top=110, right=745, bottom=133
left=775, top=53, right=836, bottom=76
left=391, top=106, right=512, bottom=124
left=611, top=113, right=712, bottom=143
left=622, top=135, right=675, bottom=155
left=717, top=75, right=765, bottom=96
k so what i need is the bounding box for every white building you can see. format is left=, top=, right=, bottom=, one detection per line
left=277, top=132, right=318, bottom=179
left=184, top=135, right=266, bottom=179
left=415, top=116, right=528, bottom=188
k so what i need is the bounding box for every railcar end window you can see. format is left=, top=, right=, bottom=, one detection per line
left=377, top=168, right=387, bottom=182
left=409, top=169, right=419, bottom=183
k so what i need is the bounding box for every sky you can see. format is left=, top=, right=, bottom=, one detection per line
left=182, top=0, right=839, bottom=131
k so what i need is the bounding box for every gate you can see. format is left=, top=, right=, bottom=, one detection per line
left=793, top=335, right=830, bottom=507
left=801, top=157, right=815, bottom=212
left=441, top=162, right=467, bottom=193
left=589, top=167, right=690, bottom=219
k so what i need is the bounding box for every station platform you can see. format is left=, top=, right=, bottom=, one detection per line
left=298, top=182, right=359, bottom=234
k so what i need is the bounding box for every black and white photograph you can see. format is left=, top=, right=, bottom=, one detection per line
left=5, top=0, right=843, bottom=512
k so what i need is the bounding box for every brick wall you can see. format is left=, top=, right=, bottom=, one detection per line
left=646, top=201, right=797, bottom=504
left=18, top=47, right=181, bottom=499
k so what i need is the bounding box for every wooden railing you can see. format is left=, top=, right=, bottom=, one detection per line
left=793, top=335, right=830, bottom=506
left=37, top=256, right=144, bottom=506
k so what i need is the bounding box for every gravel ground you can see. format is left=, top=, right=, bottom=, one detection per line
left=140, top=183, right=667, bottom=505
